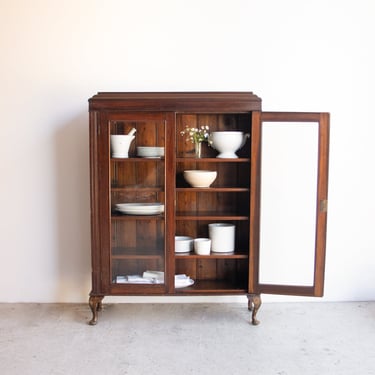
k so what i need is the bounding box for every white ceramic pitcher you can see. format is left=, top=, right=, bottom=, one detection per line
left=209, top=131, right=250, bottom=158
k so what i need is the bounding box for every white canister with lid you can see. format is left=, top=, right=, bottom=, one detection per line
left=208, top=223, right=235, bottom=253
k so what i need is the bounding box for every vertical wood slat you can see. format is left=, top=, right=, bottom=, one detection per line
left=249, top=111, right=262, bottom=293
left=314, top=113, right=330, bottom=296
left=98, top=112, right=111, bottom=294
left=89, top=111, right=101, bottom=294
left=165, top=112, right=176, bottom=293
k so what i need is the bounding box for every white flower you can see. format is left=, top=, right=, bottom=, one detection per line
left=180, top=125, right=210, bottom=144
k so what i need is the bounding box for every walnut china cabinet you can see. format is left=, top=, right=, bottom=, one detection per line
left=88, top=92, right=329, bottom=325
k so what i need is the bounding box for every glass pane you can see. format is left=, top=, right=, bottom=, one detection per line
left=111, top=220, right=165, bottom=284
left=110, top=119, right=165, bottom=158
left=110, top=119, right=166, bottom=285
left=259, top=122, right=318, bottom=286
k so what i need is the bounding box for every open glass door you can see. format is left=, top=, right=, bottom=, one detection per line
left=250, top=112, right=329, bottom=296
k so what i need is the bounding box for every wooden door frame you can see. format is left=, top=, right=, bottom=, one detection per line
left=249, top=111, right=330, bottom=296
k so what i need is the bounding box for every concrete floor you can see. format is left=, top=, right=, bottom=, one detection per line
left=0, top=302, right=374, bottom=375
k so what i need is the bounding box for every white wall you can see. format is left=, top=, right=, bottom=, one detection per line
left=0, top=0, right=374, bottom=303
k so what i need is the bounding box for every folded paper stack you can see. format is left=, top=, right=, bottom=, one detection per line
left=115, top=271, right=194, bottom=288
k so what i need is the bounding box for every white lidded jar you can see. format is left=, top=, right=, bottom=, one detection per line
left=208, top=223, right=235, bottom=253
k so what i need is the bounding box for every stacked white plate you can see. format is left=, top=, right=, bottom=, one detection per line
left=116, top=203, right=164, bottom=215
left=137, top=146, right=165, bottom=158
left=175, top=274, right=194, bottom=288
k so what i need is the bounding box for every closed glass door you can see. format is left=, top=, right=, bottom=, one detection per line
left=109, top=113, right=167, bottom=289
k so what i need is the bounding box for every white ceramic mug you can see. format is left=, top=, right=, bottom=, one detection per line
left=208, top=223, right=235, bottom=253
left=194, top=238, right=211, bottom=255
left=110, top=135, right=135, bottom=158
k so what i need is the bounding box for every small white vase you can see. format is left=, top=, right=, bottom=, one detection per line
left=194, top=142, right=202, bottom=158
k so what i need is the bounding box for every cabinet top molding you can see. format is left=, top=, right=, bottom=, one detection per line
left=89, top=92, right=262, bottom=112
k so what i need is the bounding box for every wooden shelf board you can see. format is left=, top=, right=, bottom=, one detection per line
left=175, top=280, right=247, bottom=294
left=111, top=214, right=164, bottom=220
left=111, top=187, right=164, bottom=192
left=176, top=212, right=248, bottom=220
left=175, top=252, right=248, bottom=259
left=109, top=284, right=166, bottom=295
left=111, top=157, right=165, bottom=162
left=112, top=248, right=164, bottom=259
left=176, top=158, right=250, bottom=163
left=176, top=187, right=249, bottom=192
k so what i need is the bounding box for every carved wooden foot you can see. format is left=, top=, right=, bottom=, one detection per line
left=247, top=294, right=262, bottom=325
left=89, top=295, right=104, bottom=325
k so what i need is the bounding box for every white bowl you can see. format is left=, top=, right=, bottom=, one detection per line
left=137, top=146, right=164, bottom=158
left=209, top=131, right=249, bottom=158
left=175, top=236, right=193, bottom=253
left=183, top=170, right=217, bottom=188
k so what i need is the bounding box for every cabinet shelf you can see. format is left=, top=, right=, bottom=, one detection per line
left=111, top=187, right=164, bottom=192
left=112, top=248, right=164, bottom=260
left=176, top=158, right=250, bottom=163
left=175, top=280, right=247, bottom=294
left=112, top=158, right=249, bottom=163
left=175, top=252, right=248, bottom=259
left=112, top=214, right=164, bottom=220
left=112, top=157, right=164, bottom=162
left=176, top=187, right=249, bottom=192
left=176, top=211, right=248, bottom=220
left=110, top=284, right=166, bottom=295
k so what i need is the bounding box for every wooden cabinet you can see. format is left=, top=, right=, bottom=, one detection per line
left=88, top=92, right=329, bottom=325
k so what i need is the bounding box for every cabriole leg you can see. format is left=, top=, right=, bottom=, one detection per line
left=89, top=295, right=104, bottom=325
left=247, top=294, right=262, bottom=325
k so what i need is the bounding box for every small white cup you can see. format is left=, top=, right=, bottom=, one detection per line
left=194, top=238, right=211, bottom=255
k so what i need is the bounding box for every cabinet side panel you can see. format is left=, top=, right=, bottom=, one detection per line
left=249, top=111, right=261, bottom=293
left=89, top=111, right=102, bottom=294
